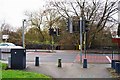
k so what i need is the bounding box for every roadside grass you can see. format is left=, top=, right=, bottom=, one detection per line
left=1, top=62, right=8, bottom=70
left=2, top=70, right=51, bottom=79
left=0, top=62, right=51, bottom=79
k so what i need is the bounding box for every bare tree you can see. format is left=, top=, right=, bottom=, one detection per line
left=43, top=8, right=61, bottom=29
left=25, top=11, right=45, bottom=42
left=0, top=22, right=5, bottom=42
left=47, top=0, right=118, bottom=48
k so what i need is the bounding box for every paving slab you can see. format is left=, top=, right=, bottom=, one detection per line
left=25, top=62, right=112, bottom=78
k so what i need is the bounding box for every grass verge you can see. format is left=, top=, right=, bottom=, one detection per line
left=0, top=62, right=51, bottom=79
left=1, top=62, right=8, bottom=70
left=2, top=70, right=51, bottom=79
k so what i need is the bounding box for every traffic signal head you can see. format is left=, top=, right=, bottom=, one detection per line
left=85, top=20, right=90, bottom=32
left=49, top=28, right=61, bottom=36
left=66, top=17, right=73, bottom=33
left=56, top=28, right=60, bottom=36
left=49, top=28, right=54, bottom=35
left=66, top=18, right=70, bottom=30
left=117, top=24, right=120, bottom=37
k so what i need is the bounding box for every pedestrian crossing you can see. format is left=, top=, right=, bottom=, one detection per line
left=74, top=54, right=119, bottom=63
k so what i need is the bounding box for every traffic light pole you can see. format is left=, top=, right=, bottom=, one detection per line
left=51, top=35, right=54, bottom=52
left=84, top=32, right=87, bottom=58
left=80, top=17, right=83, bottom=63
left=83, top=18, right=88, bottom=68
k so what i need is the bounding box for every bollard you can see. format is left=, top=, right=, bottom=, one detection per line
left=8, top=56, right=11, bottom=68
left=111, top=60, right=116, bottom=69
left=58, top=58, right=62, bottom=68
left=115, top=62, right=120, bottom=75
left=35, top=57, right=39, bottom=66
left=83, top=58, right=87, bottom=68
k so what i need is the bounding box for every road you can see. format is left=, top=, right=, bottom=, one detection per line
left=26, top=50, right=79, bottom=63
left=0, top=50, right=119, bottom=63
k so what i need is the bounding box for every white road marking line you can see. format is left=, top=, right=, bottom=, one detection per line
left=26, top=52, right=33, bottom=55
left=106, top=56, right=111, bottom=63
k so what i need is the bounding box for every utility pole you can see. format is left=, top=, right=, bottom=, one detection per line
left=22, top=19, right=26, bottom=48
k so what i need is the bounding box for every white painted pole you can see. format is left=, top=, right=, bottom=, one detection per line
left=22, top=19, right=26, bottom=48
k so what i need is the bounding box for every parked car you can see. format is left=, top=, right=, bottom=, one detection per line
left=0, top=42, right=23, bottom=53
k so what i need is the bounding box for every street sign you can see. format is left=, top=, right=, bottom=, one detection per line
left=2, top=35, right=9, bottom=39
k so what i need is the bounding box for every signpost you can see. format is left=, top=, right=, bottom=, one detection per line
left=2, top=35, right=9, bottom=42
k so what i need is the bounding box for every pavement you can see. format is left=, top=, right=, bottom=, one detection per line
left=24, top=62, right=112, bottom=78
left=0, top=50, right=114, bottom=78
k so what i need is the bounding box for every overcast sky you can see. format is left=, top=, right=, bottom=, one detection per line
left=0, top=0, right=45, bottom=28
left=0, top=0, right=119, bottom=31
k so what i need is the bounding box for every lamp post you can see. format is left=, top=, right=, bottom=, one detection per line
left=22, top=19, right=26, bottom=48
